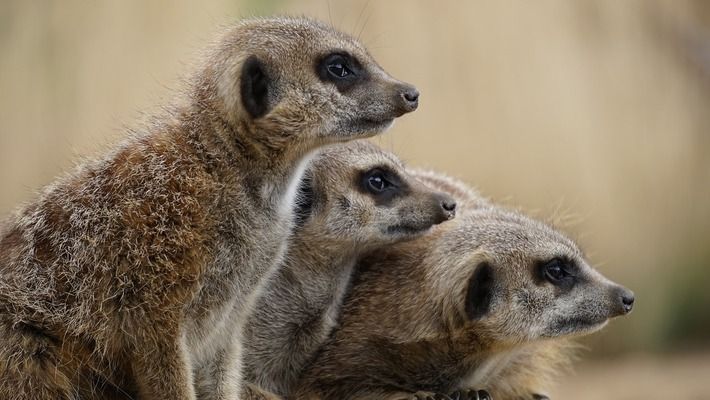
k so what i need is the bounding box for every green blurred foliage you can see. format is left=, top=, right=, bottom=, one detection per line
left=660, top=251, right=710, bottom=349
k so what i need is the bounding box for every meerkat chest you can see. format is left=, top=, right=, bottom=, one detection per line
left=185, top=159, right=315, bottom=366
left=321, top=261, right=357, bottom=333
left=185, top=202, right=290, bottom=360
left=459, top=350, right=519, bottom=389
left=185, top=152, right=316, bottom=369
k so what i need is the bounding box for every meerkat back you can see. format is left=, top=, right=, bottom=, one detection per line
left=0, top=16, right=419, bottom=400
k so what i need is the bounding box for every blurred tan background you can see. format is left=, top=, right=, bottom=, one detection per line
left=1, top=1, right=709, bottom=398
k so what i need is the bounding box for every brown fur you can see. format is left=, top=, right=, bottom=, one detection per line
left=294, top=172, right=632, bottom=400
left=0, top=16, right=418, bottom=400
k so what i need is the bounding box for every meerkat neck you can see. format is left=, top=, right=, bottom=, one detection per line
left=180, top=101, right=314, bottom=211
left=288, top=233, right=358, bottom=274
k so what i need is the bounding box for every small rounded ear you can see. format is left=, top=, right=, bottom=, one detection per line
left=465, top=262, right=494, bottom=320
left=240, top=55, right=270, bottom=119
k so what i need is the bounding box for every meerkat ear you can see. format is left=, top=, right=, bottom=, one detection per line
left=293, top=171, right=315, bottom=228
left=465, top=262, right=494, bottom=320
left=240, top=55, right=270, bottom=119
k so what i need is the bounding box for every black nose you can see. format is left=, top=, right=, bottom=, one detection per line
left=442, top=198, right=457, bottom=213
left=433, top=193, right=456, bottom=224
left=398, top=85, right=419, bottom=113
left=618, top=288, right=635, bottom=314
left=402, top=88, right=419, bottom=103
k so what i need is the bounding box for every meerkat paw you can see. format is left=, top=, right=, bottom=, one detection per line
left=408, top=389, right=491, bottom=400
left=447, top=389, right=492, bottom=400
left=410, top=391, right=451, bottom=400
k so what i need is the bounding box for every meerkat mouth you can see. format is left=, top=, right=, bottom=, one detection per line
left=338, top=117, right=394, bottom=138
left=385, top=223, right=432, bottom=236
left=547, top=317, right=609, bottom=338
left=361, top=117, right=394, bottom=131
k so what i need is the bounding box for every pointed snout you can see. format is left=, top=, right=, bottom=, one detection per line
left=432, top=192, right=457, bottom=224
left=611, top=286, right=635, bottom=316
left=393, top=83, right=419, bottom=116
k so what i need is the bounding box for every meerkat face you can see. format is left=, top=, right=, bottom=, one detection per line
left=209, top=17, right=418, bottom=149
left=430, top=210, right=634, bottom=345
left=293, top=142, right=456, bottom=246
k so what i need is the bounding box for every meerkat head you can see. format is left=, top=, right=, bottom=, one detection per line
left=293, top=141, right=456, bottom=247
left=427, top=208, right=634, bottom=345
left=199, top=16, right=418, bottom=154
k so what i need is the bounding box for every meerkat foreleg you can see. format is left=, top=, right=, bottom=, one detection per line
left=195, top=336, right=243, bottom=400
left=0, top=323, right=74, bottom=400
left=404, top=390, right=492, bottom=400
left=131, top=327, right=196, bottom=400
left=240, top=383, right=283, bottom=400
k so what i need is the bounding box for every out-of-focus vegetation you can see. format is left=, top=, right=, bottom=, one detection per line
left=1, top=1, right=709, bottom=397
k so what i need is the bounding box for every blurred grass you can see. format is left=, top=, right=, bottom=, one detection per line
left=0, top=0, right=709, bottom=358
left=659, top=250, right=710, bottom=350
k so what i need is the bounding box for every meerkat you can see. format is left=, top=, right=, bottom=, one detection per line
left=237, top=141, right=457, bottom=400
left=0, top=16, right=419, bottom=400
left=293, top=202, right=634, bottom=400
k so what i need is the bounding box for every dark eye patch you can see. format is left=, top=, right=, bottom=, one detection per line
left=316, top=51, right=367, bottom=92
left=537, top=257, right=578, bottom=291
left=356, top=166, right=408, bottom=206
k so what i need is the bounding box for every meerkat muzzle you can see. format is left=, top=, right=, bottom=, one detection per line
left=393, top=83, right=420, bottom=116
left=433, top=192, right=457, bottom=223
left=618, top=287, right=635, bottom=315
left=607, top=285, right=635, bottom=317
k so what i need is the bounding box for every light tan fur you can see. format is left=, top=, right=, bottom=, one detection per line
left=0, top=16, right=419, bottom=400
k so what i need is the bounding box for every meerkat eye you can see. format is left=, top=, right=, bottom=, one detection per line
left=367, top=172, right=389, bottom=192
left=361, top=169, right=393, bottom=194
left=317, top=53, right=363, bottom=91
left=328, top=60, right=352, bottom=78
left=325, top=55, right=354, bottom=79
left=542, top=258, right=572, bottom=284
